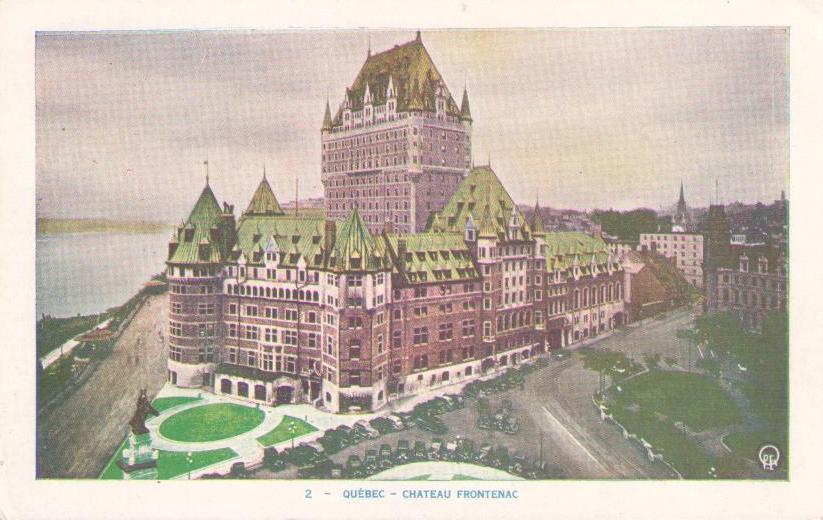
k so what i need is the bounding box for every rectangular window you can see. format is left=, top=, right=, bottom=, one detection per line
left=349, top=341, right=361, bottom=360
left=171, top=302, right=183, bottom=314
left=413, top=327, right=429, bottom=345
left=308, top=333, right=318, bottom=348
left=283, top=330, right=298, bottom=345
left=264, top=327, right=277, bottom=343
left=307, top=311, right=317, bottom=323
left=245, top=326, right=259, bottom=340
left=262, top=353, right=273, bottom=371
left=245, top=305, right=258, bottom=317
left=461, top=319, right=475, bottom=337
left=170, top=321, right=182, bottom=336
left=348, top=275, right=363, bottom=287
left=265, top=307, right=277, bottom=319
left=284, top=309, right=298, bottom=321
left=377, top=334, right=384, bottom=353
left=247, top=351, right=257, bottom=367
left=392, top=330, right=402, bottom=348
left=169, top=346, right=182, bottom=362
left=483, top=321, right=492, bottom=337
left=326, top=335, right=335, bottom=355
left=438, top=323, right=453, bottom=341
left=228, top=303, right=237, bottom=315
left=228, top=323, right=238, bottom=337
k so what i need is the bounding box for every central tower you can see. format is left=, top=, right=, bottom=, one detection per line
left=321, top=31, right=473, bottom=234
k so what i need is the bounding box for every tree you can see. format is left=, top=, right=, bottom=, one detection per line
left=581, top=348, right=633, bottom=394
left=697, top=357, right=722, bottom=379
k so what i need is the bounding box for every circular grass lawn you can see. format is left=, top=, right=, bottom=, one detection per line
left=159, top=403, right=265, bottom=442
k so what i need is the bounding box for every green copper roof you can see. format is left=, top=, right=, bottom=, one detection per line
left=235, top=214, right=326, bottom=268
left=384, top=232, right=479, bottom=284
left=244, top=177, right=284, bottom=216
left=430, top=166, right=531, bottom=241
left=542, top=232, right=618, bottom=273
left=333, top=36, right=460, bottom=125
left=331, top=208, right=388, bottom=272
left=168, top=184, right=228, bottom=264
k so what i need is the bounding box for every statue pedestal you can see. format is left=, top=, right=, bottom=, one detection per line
left=116, top=432, right=159, bottom=480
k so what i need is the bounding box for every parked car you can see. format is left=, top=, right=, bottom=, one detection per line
left=354, top=420, right=380, bottom=439
left=395, top=440, right=411, bottom=464
left=429, top=438, right=444, bottom=460
left=413, top=440, right=428, bottom=461
left=386, top=414, right=407, bottom=430
left=363, top=449, right=379, bottom=473
left=378, top=443, right=393, bottom=469
left=369, top=417, right=397, bottom=435
left=345, top=455, right=364, bottom=478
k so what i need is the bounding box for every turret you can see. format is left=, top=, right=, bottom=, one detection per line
left=321, top=99, right=332, bottom=133
left=460, top=87, right=472, bottom=123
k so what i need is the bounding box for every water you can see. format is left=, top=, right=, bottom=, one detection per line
left=36, top=231, right=169, bottom=319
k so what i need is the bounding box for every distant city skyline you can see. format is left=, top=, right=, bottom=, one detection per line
left=36, top=28, right=788, bottom=221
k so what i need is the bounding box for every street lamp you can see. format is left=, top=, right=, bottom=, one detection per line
left=186, top=451, right=193, bottom=480
left=289, top=422, right=297, bottom=450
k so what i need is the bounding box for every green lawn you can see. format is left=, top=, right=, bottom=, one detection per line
left=608, top=405, right=713, bottom=479
left=100, top=441, right=237, bottom=480
left=159, top=403, right=265, bottom=442
left=724, top=430, right=788, bottom=462
left=611, top=370, right=740, bottom=431
left=256, top=415, right=317, bottom=447
left=152, top=396, right=201, bottom=413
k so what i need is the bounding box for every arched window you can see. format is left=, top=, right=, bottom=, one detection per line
left=574, top=289, right=580, bottom=309
left=583, top=288, right=589, bottom=307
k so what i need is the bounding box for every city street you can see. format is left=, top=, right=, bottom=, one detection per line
left=260, top=307, right=700, bottom=480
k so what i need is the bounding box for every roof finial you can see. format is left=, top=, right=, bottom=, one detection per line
left=203, top=158, right=209, bottom=186
left=367, top=34, right=371, bottom=57
left=263, top=163, right=266, bottom=181
left=416, top=30, right=421, bottom=42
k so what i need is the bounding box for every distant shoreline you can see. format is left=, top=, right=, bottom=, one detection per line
left=37, top=218, right=172, bottom=235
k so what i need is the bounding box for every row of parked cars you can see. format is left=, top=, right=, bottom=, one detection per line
left=289, top=436, right=563, bottom=480
left=254, top=355, right=565, bottom=479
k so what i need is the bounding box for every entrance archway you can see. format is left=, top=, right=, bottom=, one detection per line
left=276, top=385, right=294, bottom=404
left=254, top=384, right=266, bottom=401
left=220, top=378, right=232, bottom=394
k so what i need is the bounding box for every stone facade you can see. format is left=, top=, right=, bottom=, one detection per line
left=166, top=166, right=627, bottom=413
left=321, top=32, right=472, bottom=234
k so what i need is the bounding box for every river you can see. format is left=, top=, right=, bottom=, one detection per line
left=36, top=231, right=169, bottom=319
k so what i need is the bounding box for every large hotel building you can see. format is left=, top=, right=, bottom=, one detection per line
left=165, top=34, right=627, bottom=413
left=321, top=31, right=472, bottom=234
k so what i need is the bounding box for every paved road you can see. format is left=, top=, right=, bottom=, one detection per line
left=37, top=294, right=168, bottom=478
left=523, top=306, right=697, bottom=478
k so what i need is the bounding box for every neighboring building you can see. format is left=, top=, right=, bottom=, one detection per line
left=603, top=234, right=638, bottom=261
left=703, top=204, right=787, bottom=331
left=166, top=166, right=626, bottom=413
left=622, top=251, right=676, bottom=321
left=321, top=31, right=473, bottom=234
left=639, top=231, right=704, bottom=288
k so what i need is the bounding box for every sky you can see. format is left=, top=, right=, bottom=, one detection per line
left=35, top=28, right=788, bottom=221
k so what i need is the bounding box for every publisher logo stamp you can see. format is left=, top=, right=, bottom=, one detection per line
left=758, top=444, right=780, bottom=471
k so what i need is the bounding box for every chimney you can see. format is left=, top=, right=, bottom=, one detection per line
left=324, top=220, right=336, bottom=257
left=397, top=239, right=407, bottom=269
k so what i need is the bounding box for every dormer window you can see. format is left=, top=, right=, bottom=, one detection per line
left=739, top=255, right=749, bottom=273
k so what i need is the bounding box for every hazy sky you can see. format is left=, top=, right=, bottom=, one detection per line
left=36, top=28, right=788, bottom=221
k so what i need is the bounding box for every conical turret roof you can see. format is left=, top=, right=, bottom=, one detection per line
left=460, top=87, right=472, bottom=122
left=245, top=176, right=284, bottom=216
left=322, top=100, right=332, bottom=131
left=333, top=207, right=385, bottom=272
left=531, top=202, right=545, bottom=235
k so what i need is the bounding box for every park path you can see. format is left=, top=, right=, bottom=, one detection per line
left=37, top=294, right=168, bottom=478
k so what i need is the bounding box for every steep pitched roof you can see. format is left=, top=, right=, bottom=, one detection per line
left=331, top=208, right=387, bottom=272
left=531, top=203, right=545, bottom=235
left=333, top=35, right=460, bottom=125
left=460, top=87, right=472, bottom=122
left=383, top=232, right=480, bottom=285
left=321, top=100, right=332, bottom=131
left=542, top=232, right=618, bottom=273
left=168, top=184, right=227, bottom=264
left=234, top=214, right=326, bottom=268
left=430, top=165, right=532, bottom=240
left=244, top=177, right=284, bottom=216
